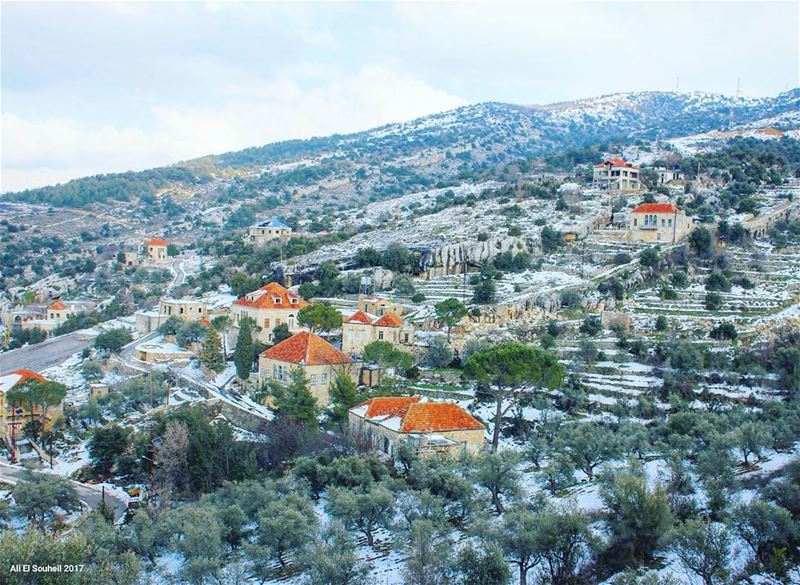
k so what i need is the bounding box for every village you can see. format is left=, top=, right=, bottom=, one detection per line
left=1, top=129, right=800, bottom=583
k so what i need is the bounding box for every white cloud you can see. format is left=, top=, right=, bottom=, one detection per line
left=1, top=66, right=465, bottom=192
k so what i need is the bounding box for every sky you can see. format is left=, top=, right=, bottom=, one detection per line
left=2, top=1, right=798, bottom=192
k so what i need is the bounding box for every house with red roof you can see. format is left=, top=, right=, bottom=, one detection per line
left=145, top=238, right=169, bottom=262
left=258, top=331, right=359, bottom=407
left=232, top=282, right=308, bottom=343
left=629, top=202, right=693, bottom=243
left=593, top=158, right=641, bottom=191
left=18, top=297, right=88, bottom=335
left=348, top=396, right=485, bottom=458
left=0, top=369, right=63, bottom=440
left=342, top=308, right=414, bottom=355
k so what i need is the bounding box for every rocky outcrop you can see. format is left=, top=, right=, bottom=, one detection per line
left=371, top=267, right=395, bottom=290
left=415, top=236, right=529, bottom=278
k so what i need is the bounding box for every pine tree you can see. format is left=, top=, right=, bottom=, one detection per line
left=200, top=327, right=224, bottom=373
left=234, top=317, right=255, bottom=383
left=329, top=373, right=359, bottom=422
left=270, top=369, right=319, bottom=427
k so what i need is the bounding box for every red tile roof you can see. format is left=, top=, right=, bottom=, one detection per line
left=48, top=300, right=68, bottom=311
left=400, top=402, right=485, bottom=433
left=0, top=369, right=47, bottom=393
left=146, top=238, right=168, bottom=247
left=261, top=331, right=351, bottom=365
left=632, top=203, right=679, bottom=214
left=234, top=282, right=308, bottom=311
left=595, top=157, right=638, bottom=169
left=352, top=397, right=485, bottom=433
left=346, top=310, right=374, bottom=325
left=356, top=396, right=421, bottom=418
left=373, top=312, right=402, bottom=328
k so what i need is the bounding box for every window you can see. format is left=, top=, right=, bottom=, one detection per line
left=274, top=297, right=282, bottom=304
left=310, top=374, right=317, bottom=385
left=404, top=333, right=409, bottom=343
left=264, top=318, right=270, bottom=328
left=661, top=218, right=666, bottom=226
left=668, top=219, right=673, bottom=226
left=378, top=331, right=384, bottom=340
left=383, top=437, right=391, bottom=454
left=275, top=318, right=281, bottom=327
left=633, top=218, right=638, bottom=226
left=321, top=373, right=328, bottom=384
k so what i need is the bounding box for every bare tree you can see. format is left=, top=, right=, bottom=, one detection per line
left=155, top=421, right=189, bottom=504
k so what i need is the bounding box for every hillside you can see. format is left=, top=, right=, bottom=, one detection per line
left=4, top=89, right=799, bottom=209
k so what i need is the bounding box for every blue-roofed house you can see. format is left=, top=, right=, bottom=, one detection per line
left=247, top=218, right=292, bottom=245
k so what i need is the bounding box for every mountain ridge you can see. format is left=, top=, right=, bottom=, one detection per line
left=4, top=88, right=799, bottom=206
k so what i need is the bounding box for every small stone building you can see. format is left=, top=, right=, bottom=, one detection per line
left=348, top=396, right=485, bottom=458
left=135, top=297, right=210, bottom=335
left=145, top=238, right=169, bottom=262
left=247, top=219, right=292, bottom=246
left=341, top=309, right=414, bottom=355
left=628, top=203, right=693, bottom=243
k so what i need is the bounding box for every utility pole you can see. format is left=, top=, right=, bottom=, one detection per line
left=10, top=407, right=17, bottom=464
left=148, top=370, right=153, bottom=409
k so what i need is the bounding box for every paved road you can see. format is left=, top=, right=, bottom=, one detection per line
left=0, top=332, right=93, bottom=373
left=0, top=463, right=128, bottom=522
left=166, top=257, right=186, bottom=294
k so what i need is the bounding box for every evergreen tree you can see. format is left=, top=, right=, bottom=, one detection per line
left=299, top=521, right=369, bottom=585
left=455, top=542, right=510, bottom=585
left=600, top=466, right=673, bottom=569
left=200, top=327, right=224, bottom=373
left=668, top=519, right=731, bottom=585
left=434, top=298, right=468, bottom=342
left=269, top=369, right=319, bottom=427
left=329, top=373, right=359, bottom=422
left=423, top=335, right=454, bottom=368
left=272, top=323, right=291, bottom=344
left=464, top=342, right=564, bottom=452
left=327, top=483, right=395, bottom=548
left=233, top=316, right=255, bottom=383
left=88, top=424, right=130, bottom=475
left=298, top=302, right=343, bottom=334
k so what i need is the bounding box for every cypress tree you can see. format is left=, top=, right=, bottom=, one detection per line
left=200, top=327, right=224, bottom=373
left=234, top=317, right=255, bottom=382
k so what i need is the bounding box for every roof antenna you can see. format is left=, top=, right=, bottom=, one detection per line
left=729, top=78, right=742, bottom=129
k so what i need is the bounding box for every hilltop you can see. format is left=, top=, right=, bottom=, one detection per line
left=4, top=89, right=799, bottom=210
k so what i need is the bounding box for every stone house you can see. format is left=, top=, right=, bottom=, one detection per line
left=258, top=331, right=359, bottom=407
left=628, top=203, right=693, bottom=243
left=357, top=295, right=403, bottom=316
left=593, top=158, right=641, bottom=191
left=348, top=396, right=485, bottom=458
left=341, top=309, right=414, bottom=355
left=247, top=219, right=292, bottom=246
left=231, top=282, right=308, bottom=344
left=135, top=297, right=210, bottom=335
left=145, top=238, right=169, bottom=262
left=654, top=167, right=685, bottom=185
